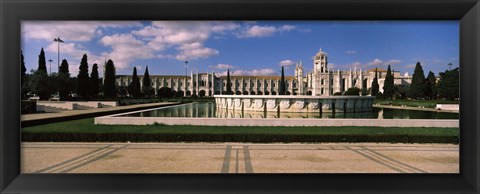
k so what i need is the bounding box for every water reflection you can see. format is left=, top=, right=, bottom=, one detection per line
left=122, top=102, right=459, bottom=119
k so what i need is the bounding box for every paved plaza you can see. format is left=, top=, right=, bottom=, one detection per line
left=21, top=142, right=459, bottom=173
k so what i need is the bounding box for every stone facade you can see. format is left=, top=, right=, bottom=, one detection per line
left=114, top=49, right=412, bottom=97
left=214, top=95, right=375, bottom=113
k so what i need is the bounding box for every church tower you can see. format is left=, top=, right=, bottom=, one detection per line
left=295, top=61, right=304, bottom=95
left=313, top=49, right=328, bottom=73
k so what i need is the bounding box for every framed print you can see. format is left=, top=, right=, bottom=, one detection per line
left=1, top=0, right=479, bottom=193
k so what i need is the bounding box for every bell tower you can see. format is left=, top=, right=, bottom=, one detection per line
left=313, top=49, right=328, bottom=73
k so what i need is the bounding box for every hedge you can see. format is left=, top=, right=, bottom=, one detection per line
left=21, top=100, right=37, bottom=114
left=21, top=132, right=459, bottom=144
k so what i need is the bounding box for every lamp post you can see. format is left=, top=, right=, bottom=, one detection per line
left=185, top=61, right=188, bottom=76
left=53, top=37, right=64, bottom=73
left=48, top=59, right=53, bottom=76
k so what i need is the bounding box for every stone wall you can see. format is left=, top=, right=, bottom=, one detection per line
left=214, top=95, right=375, bottom=113
left=94, top=116, right=458, bottom=128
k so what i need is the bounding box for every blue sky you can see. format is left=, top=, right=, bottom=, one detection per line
left=21, top=21, right=458, bottom=77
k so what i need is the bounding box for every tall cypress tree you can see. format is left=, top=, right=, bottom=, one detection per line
left=371, top=68, right=379, bottom=96
left=29, top=48, right=51, bottom=100
left=409, top=62, right=426, bottom=99
left=142, top=66, right=152, bottom=98
left=57, top=59, right=71, bottom=99
left=38, top=48, right=47, bottom=73
left=77, top=54, right=89, bottom=98
left=21, top=50, right=26, bottom=83
left=383, top=65, right=394, bottom=99
left=226, top=69, right=232, bottom=95
left=21, top=50, right=29, bottom=98
left=279, top=66, right=286, bottom=95
left=103, top=59, right=116, bottom=98
left=437, top=67, right=459, bottom=100
left=59, top=59, right=69, bottom=74
left=128, top=67, right=141, bottom=98
left=425, top=71, right=437, bottom=100
left=90, top=63, right=100, bottom=97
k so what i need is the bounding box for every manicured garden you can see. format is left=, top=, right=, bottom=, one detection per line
left=22, top=118, right=459, bottom=144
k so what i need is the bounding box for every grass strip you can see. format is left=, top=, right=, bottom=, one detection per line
left=21, top=118, right=459, bottom=144
left=373, top=99, right=459, bottom=108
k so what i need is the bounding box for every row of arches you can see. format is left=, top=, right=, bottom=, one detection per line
left=157, top=87, right=299, bottom=97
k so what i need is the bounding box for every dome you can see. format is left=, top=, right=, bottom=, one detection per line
left=313, top=49, right=327, bottom=60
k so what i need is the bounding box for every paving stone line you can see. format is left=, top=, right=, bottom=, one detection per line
left=35, top=145, right=113, bottom=173
left=361, top=146, right=428, bottom=173
left=243, top=146, right=254, bottom=173
left=220, top=145, right=232, bottom=173
left=58, top=145, right=129, bottom=173
left=47, top=146, right=117, bottom=173
left=345, top=146, right=407, bottom=173
left=235, top=149, right=239, bottom=173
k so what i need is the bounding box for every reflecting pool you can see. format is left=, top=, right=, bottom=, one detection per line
left=119, top=102, right=459, bottom=119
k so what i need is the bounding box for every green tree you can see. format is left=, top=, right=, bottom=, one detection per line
left=142, top=66, right=153, bottom=98
left=344, top=87, right=361, bottom=96
left=279, top=66, right=286, bottom=95
left=128, top=67, right=142, bottom=98
left=409, top=62, right=426, bottom=99
left=226, top=69, right=232, bottom=95
left=28, top=70, right=51, bottom=100
left=57, top=59, right=71, bottom=99
left=21, top=50, right=30, bottom=98
left=371, top=68, right=379, bottom=96
left=28, top=48, right=52, bottom=99
left=393, top=85, right=408, bottom=99
left=38, top=48, right=47, bottom=73
left=157, top=87, right=173, bottom=98
left=425, top=71, right=437, bottom=100
left=21, top=50, right=27, bottom=83
left=437, top=67, right=459, bottom=100
left=383, top=65, right=394, bottom=99
left=117, top=85, right=128, bottom=97
left=77, top=54, right=89, bottom=98
left=103, top=59, right=116, bottom=98
left=89, top=63, right=100, bottom=97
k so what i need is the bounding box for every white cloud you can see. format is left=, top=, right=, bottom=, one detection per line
left=214, top=64, right=234, bottom=69
left=342, top=58, right=402, bottom=70
left=22, top=21, right=142, bottom=42
left=278, top=60, right=295, bottom=67
left=384, top=59, right=401, bottom=65
left=45, top=42, right=104, bottom=76
left=369, top=58, right=383, bottom=66
left=216, top=68, right=277, bottom=76
left=175, top=43, right=219, bottom=61
left=280, top=25, right=296, bottom=31
left=100, top=34, right=155, bottom=70
left=346, top=50, right=357, bottom=55
left=237, top=25, right=277, bottom=38
left=237, top=24, right=298, bottom=38
left=133, top=21, right=238, bottom=61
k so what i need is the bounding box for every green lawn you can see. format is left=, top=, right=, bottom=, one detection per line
left=374, top=99, right=459, bottom=108
left=22, top=118, right=458, bottom=136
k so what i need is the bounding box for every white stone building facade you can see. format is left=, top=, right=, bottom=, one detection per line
left=114, top=49, right=412, bottom=97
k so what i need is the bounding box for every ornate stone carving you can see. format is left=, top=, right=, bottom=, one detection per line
left=255, top=99, right=264, bottom=108
left=244, top=99, right=252, bottom=108
left=266, top=99, right=277, bottom=109
left=279, top=99, right=291, bottom=109
left=309, top=101, right=320, bottom=109
left=295, top=100, right=306, bottom=110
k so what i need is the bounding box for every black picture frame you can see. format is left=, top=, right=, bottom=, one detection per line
left=1, top=0, right=479, bottom=193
